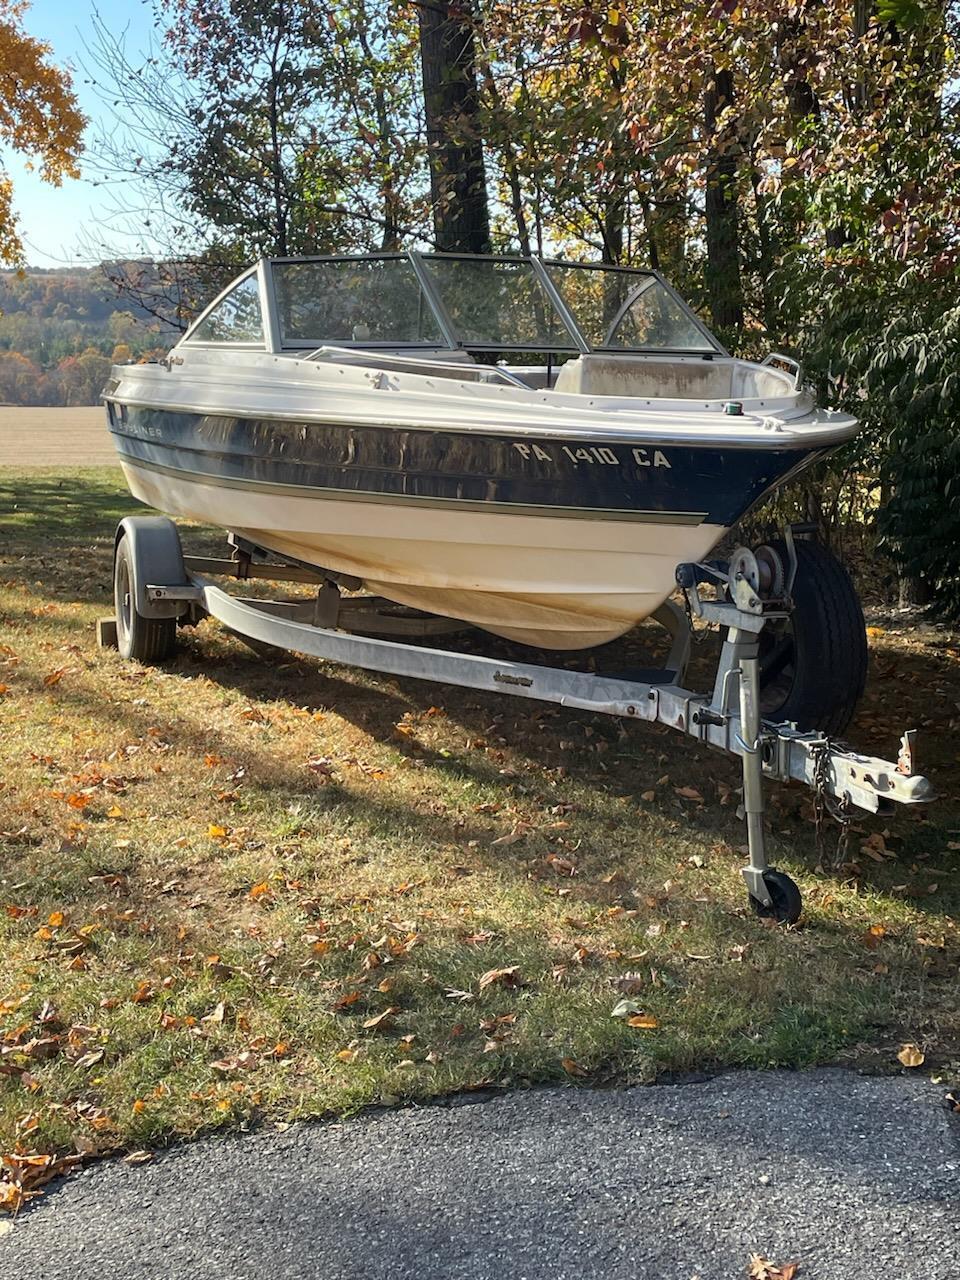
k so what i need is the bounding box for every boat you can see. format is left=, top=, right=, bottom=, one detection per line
left=103, top=252, right=859, bottom=650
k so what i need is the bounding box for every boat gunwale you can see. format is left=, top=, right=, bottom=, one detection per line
left=103, top=385, right=860, bottom=453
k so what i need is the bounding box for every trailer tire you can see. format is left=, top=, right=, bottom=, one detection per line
left=758, top=539, right=867, bottom=736
left=114, top=534, right=177, bottom=663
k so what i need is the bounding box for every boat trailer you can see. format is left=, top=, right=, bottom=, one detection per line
left=100, top=515, right=935, bottom=924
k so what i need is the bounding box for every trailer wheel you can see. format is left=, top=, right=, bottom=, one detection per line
left=758, top=539, right=867, bottom=736
left=114, top=534, right=177, bottom=663
left=749, top=869, right=802, bottom=924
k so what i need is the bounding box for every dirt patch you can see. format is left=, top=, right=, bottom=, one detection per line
left=0, top=408, right=113, bottom=467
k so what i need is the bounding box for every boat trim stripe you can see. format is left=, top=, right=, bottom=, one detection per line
left=117, top=451, right=710, bottom=525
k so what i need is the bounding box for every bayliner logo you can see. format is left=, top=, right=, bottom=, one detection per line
left=512, top=442, right=671, bottom=468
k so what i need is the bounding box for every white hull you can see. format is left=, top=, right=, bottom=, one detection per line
left=121, top=459, right=725, bottom=648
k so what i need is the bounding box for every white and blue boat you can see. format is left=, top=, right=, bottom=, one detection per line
left=104, top=252, right=859, bottom=650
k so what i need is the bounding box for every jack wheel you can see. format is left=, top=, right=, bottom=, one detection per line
left=749, top=870, right=802, bottom=924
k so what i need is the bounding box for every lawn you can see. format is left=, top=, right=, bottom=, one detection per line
left=1, top=469, right=958, bottom=1206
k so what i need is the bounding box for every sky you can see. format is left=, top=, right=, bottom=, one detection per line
left=3, top=0, right=159, bottom=267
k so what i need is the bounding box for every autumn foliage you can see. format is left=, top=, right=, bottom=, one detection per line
left=0, top=0, right=84, bottom=265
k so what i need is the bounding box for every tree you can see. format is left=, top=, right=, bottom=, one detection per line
left=0, top=0, right=85, bottom=264
left=418, top=1, right=491, bottom=253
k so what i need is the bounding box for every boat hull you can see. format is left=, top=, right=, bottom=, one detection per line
left=108, top=402, right=826, bottom=649
left=120, top=454, right=725, bottom=647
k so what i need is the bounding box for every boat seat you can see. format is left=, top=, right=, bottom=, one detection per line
left=553, top=354, right=736, bottom=399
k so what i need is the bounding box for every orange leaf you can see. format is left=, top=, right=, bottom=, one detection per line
left=106, top=805, right=124, bottom=820
left=43, top=668, right=67, bottom=687
left=248, top=881, right=271, bottom=900
left=627, top=1014, right=659, bottom=1029
left=47, top=911, right=65, bottom=928
left=65, top=793, right=90, bottom=810
left=207, top=824, right=228, bottom=839
left=332, top=990, right=362, bottom=1012
left=897, top=1043, right=924, bottom=1068
left=561, top=1057, right=588, bottom=1076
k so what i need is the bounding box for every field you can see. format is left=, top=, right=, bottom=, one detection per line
left=1, top=463, right=958, bottom=1204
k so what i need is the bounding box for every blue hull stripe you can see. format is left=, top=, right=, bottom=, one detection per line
left=107, top=405, right=826, bottom=527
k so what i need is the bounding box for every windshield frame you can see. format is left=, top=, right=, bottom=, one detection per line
left=180, top=253, right=727, bottom=358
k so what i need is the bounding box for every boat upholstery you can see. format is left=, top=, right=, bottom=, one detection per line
left=553, top=355, right=789, bottom=401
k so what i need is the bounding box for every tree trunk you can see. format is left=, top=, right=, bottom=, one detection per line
left=703, top=65, right=744, bottom=332
left=418, top=0, right=491, bottom=254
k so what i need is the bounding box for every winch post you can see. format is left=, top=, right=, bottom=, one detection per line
left=732, top=628, right=773, bottom=908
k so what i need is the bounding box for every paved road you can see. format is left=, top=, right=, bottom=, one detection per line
left=2, top=1070, right=956, bottom=1280
left=0, top=407, right=114, bottom=466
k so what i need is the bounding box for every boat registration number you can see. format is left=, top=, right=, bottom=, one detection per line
left=511, top=442, right=672, bottom=469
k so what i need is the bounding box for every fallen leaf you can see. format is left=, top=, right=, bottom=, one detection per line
left=248, top=881, right=271, bottom=901
left=747, top=1255, right=801, bottom=1280
left=626, top=1014, right=659, bottom=1029
left=477, top=965, right=521, bottom=991
left=332, top=990, right=362, bottom=1013
left=362, top=1006, right=400, bottom=1030
left=897, top=1043, right=925, bottom=1068
left=74, top=1049, right=105, bottom=1070
left=610, top=997, right=643, bottom=1019
left=674, top=786, right=703, bottom=802
left=561, top=1058, right=588, bottom=1076
left=43, top=668, right=67, bottom=687
left=207, top=824, right=228, bottom=840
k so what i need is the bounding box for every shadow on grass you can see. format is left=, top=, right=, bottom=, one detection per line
left=3, top=469, right=959, bottom=915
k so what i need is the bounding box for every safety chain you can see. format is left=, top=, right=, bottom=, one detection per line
left=813, top=739, right=854, bottom=866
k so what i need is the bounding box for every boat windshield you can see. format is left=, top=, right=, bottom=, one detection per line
left=544, top=262, right=715, bottom=352
left=185, top=252, right=724, bottom=356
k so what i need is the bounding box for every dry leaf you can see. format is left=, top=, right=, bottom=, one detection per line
left=362, top=1006, right=400, bottom=1030
left=43, top=668, right=67, bottom=687
left=477, top=965, right=521, bottom=990
left=861, top=924, right=886, bottom=949
left=674, top=785, right=704, bottom=802
left=897, top=1043, right=925, bottom=1068
left=626, top=1014, right=659, bottom=1029
left=248, top=881, right=271, bottom=900
left=207, top=824, right=228, bottom=840
left=747, top=1255, right=800, bottom=1280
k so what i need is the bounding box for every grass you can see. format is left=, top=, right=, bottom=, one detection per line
left=0, top=468, right=958, bottom=1194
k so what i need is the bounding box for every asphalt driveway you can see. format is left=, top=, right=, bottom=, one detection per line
left=1, top=1069, right=956, bottom=1280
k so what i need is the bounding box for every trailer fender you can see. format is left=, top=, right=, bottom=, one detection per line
left=114, top=516, right=189, bottom=619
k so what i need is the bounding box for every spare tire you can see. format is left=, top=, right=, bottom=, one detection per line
left=758, top=538, right=867, bottom=735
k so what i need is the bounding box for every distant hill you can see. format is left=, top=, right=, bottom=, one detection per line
left=0, top=265, right=176, bottom=406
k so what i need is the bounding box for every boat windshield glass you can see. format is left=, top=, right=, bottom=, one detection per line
left=190, top=273, right=264, bottom=344
left=272, top=258, right=443, bottom=346
left=418, top=256, right=575, bottom=349
left=242, top=253, right=722, bottom=354
left=545, top=263, right=713, bottom=352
